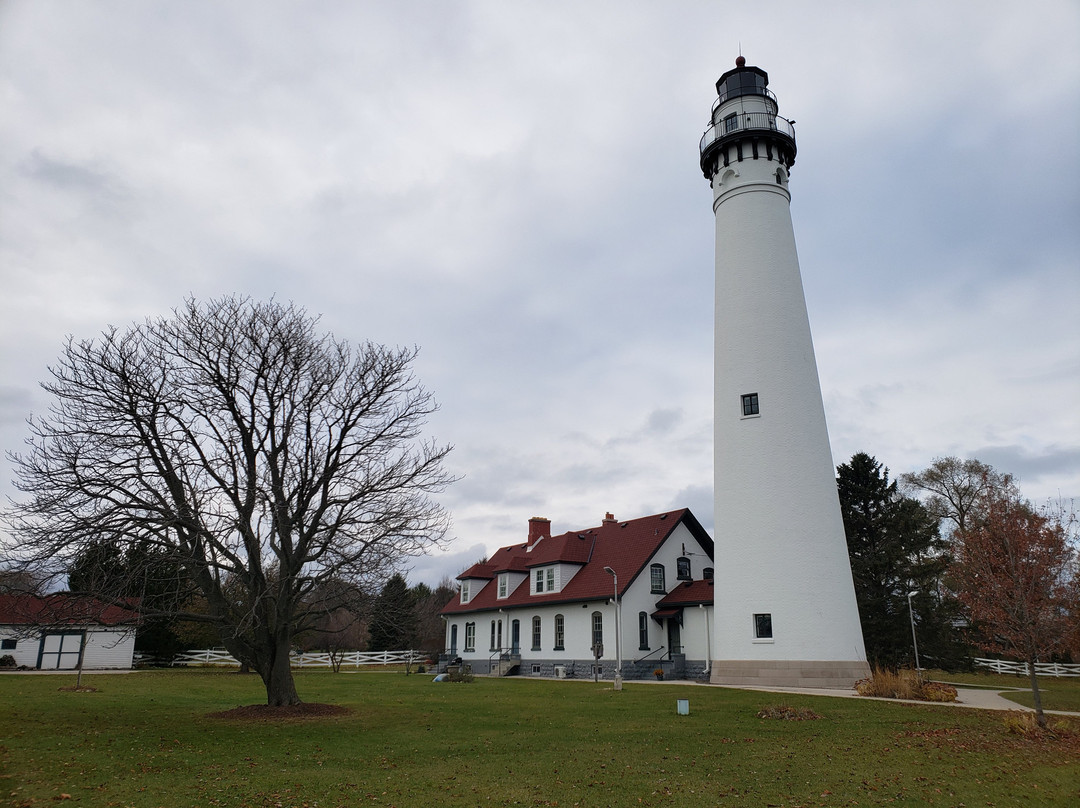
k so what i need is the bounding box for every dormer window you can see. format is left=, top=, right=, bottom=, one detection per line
left=497, top=574, right=508, bottom=599
left=533, top=566, right=557, bottom=594
left=460, top=581, right=471, bottom=604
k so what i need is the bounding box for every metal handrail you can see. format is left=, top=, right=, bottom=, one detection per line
left=700, top=112, right=796, bottom=156
left=633, top=645, right=666, bottom=664
left=711, top=85, right=778, bottom=113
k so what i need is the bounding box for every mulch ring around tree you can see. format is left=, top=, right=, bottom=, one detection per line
left=208, top=702, right=352, bottom=721
left=58, top=686, right=99, bottom=692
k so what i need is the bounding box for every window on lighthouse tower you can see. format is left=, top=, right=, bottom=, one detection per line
left=741, top=393, right=759, bottom=417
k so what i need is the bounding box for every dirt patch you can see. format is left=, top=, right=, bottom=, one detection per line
left=57, top=686, right=98, bottom=693
left=208, top=702, right=351, bottom=721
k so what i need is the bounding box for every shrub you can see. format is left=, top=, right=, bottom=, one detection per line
left=921, top=681, right=958, bottom=702
left=0, top=654, right=16, bottom=668
left=757, top=704, right=822, bottom=721
left=855, top=668, right=957, bottom=702
left=446, top=667, right=474, bottom=683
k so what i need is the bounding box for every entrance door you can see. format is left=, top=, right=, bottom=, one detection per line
left=667, top=619, right=682, bottom=656
left=511, top=620, right=520, bottom=654
left=39, top=632, right=83, bottom=669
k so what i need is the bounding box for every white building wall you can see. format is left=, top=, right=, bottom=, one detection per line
left=0, top=627, right=135, bottom=669
left=81, top=629, right=136, bottom=669
left=444, top=521, right=715, bottom=674
left=0, top=627, right=41, bottom=668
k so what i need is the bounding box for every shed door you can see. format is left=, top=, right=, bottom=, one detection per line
left=39, top=632, right=84, bottom=670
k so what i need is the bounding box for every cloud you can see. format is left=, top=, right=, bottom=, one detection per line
left=1, top=0, right=1077, bottom=585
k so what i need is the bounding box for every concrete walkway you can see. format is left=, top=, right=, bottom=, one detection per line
left=705, top=681, right=1080, bottom=717
left=599, top=675, right=1079, bottom=716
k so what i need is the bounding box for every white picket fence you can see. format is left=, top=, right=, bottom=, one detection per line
left=173, top=648, right=425, bottom=668
left=973, top=657, right=1080, bottom=678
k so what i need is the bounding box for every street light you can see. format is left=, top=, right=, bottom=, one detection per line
left=907, top=590, right=921, bottom=681
left=604, top=566, right=622, bottom=691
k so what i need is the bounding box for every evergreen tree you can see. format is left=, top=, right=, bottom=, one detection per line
left=838, top=453, right=961, bottom=669
left=368, top=574, right=417, bottom=652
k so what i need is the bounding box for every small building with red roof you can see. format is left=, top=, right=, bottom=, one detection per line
left=440, top=508, right=714, bottom=680
left=0, top=594, right=139, bottom=670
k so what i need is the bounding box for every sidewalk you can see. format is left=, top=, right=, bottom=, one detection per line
left=707, top=681, right=1080, bottom=717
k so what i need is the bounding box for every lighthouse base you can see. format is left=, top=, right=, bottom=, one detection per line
left=710, top=659, right=871, bottom=690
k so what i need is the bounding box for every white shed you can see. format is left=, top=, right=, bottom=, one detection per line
left=0, top=594, right=138, bottom=670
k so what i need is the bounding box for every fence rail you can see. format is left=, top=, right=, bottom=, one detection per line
left=172, top=648, right=425, bottom=668
left=973, top=658, right=1080, bottom=678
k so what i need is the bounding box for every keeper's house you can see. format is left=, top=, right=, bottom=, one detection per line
left=0, top=594, right=138, bottom=670
left=440, top=509, right=714, bottom=680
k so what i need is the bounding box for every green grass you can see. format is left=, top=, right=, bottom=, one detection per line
left=1, top=669, right=1078, bottom=807
left=927, top=669, right=1080, bottom=711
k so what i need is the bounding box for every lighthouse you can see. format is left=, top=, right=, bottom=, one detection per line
left=701, top=57, right=870, bottom=687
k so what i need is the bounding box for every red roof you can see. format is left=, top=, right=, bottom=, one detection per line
left=656, top=579, right=714, bottom=607
left=0, top=594, right=140, bottom=627
left=442, top=508, right=713, bottom=615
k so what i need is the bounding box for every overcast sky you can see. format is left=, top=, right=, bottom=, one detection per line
left=2, top=1, right=1077, bottom=587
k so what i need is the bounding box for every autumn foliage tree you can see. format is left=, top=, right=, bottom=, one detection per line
left=4, top=296, right=453, bottom=706
left=952, top=489, right=1078, bottom=727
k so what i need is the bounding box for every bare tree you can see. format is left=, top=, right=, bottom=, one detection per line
left=900, top=457, right=1018, bottom=538
left=4, top=296, right=453, bottom=706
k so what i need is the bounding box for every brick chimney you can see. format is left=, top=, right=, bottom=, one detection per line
left=527, top=517, right=550, bottom=547
left=602, top=512, right=617, bottom=524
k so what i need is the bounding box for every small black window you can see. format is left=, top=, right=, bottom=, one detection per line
left=754, top=613, right=773, bottom=639
left=724, top=113, right=738, bottom=132
left=1, top=638, right=15, bottom=650
left=742, top=393, right=759, bottom=416
left=676, top=557, right=691, bottom=580
left=703, top=567, right=714, bottom=580
left=638, top=612, right=649, bottom=650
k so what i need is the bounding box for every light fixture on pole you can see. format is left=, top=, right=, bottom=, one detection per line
left=604, top=566, right=622, bottom=691
left=907, top=590, right=921, bottom=680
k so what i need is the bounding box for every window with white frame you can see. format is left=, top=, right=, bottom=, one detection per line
left=460, top=581, right=470, bottom=604
left=650, top=563, right=666, bottom=593
left=534, top=566, right=557, bottom=594
left=591, top=611, right=603, bottom=649
left=553, top=614, right=565, bottom=650
left=676, top=556, right=691, bottom=580
left=531, top=616, right=541, bottom=650
left=497, top=573, right=508, bottom=599
left=464, top=622, right=475, bottom=652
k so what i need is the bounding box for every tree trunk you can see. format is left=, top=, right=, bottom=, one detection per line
left=262, top=636, right=301, bottom=706
left=1026, top=660, right=1046, bottom=728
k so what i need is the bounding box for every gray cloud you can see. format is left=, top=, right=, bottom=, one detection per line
left=1, top=1, right=1077, bottom=586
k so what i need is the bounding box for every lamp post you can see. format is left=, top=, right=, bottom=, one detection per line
left=604, top=566, right=622, bottom=691
left=907, top=590, right=921, bottom=680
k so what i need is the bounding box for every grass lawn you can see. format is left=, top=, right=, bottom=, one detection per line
left=1, top=669, right=1078, bottom=807
left=928, top=669, right=1080, bottom=712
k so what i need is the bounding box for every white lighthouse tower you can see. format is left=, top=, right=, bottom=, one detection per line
left=701, top=57, right=870, bottom=687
